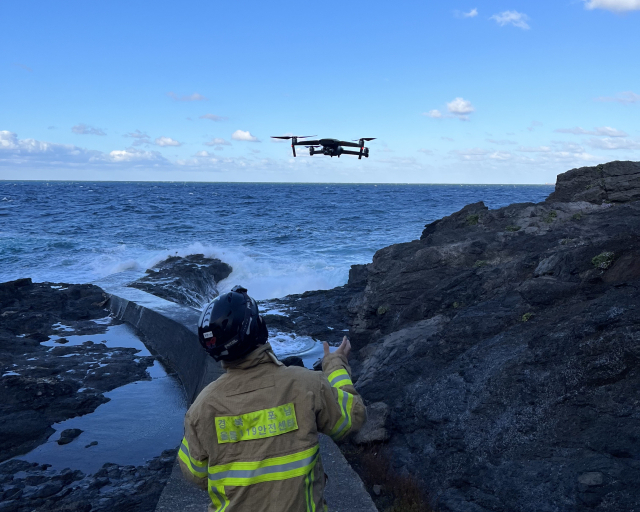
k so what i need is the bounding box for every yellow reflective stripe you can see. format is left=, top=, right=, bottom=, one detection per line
left=215, top=403, right=298, bottom=444
left=208, top=485, right=229, bottom=512
left=305, top=458, right=316, bottom=512
left=328, top=369, right=353, bottom=389
left=178, top=437, right=207, bottom=478
left=329, top=389, right=354, bottom=441
left=209, top=445, right=319, bottom=487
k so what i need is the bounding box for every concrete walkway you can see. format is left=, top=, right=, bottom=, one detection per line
left=97, top=273, right=377, bottom=512
left=155, top=435, right=377, bottom=512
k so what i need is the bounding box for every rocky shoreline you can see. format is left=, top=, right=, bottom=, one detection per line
left=321, top=161, right=640, bottom=511
left=0, top=279, right=178, bottom=512
left=247, top=161, right=640, bottom=511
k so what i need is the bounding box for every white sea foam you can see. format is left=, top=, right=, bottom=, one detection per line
left=87, top=242, right=348, bottom=301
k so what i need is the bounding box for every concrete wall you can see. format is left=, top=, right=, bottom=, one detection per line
left=97, top=272, right=223, bottom=403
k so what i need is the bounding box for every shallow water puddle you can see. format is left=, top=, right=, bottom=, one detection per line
left=43, top=322, right=152, bottom=357
left=17, top=325, right=187, bottom=475
left=18, top=366, right=187, bottom=474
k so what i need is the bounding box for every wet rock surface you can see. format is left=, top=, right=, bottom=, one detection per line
left=287, top=161, right=640, bottom=511
left=0, top=280, right=155, bottom=463
left=0, top=280, right=172, bottom=510
left=258, top=266, right=367, bottom=343
left=128, top=254, right=232, bottom=308
left=0, top=449, right=176, bottom=512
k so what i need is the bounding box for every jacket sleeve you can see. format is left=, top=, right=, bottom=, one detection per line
left=316, top=352, right=367, bottom=442
left=178, top=409, right=209, bottom=491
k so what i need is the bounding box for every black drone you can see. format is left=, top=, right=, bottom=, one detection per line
left=271, top=135, right=376, bottom=159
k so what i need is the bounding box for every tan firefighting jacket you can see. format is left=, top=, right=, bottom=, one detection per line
left=178, top=342, right=366, bottom=512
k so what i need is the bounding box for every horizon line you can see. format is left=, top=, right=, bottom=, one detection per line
left=0, top=180, right=556, bottom=186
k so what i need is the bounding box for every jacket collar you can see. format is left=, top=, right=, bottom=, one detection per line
left=222, top=342, right=283, bottom=370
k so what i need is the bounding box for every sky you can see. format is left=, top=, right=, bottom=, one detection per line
left=0, top=0, right=639, bottom=184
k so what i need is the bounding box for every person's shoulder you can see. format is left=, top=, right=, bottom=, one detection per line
left=276, top=364, right=324, bottom=386
left=190, top=373, right=229, bottom=407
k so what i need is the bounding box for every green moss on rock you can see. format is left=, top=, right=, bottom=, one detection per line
left=591, top=251, right=615, bottom=270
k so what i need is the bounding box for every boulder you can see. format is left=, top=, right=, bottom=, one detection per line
left=128, top=254, right=232, bottom=308
left=354, top=402, right=389, bottom=444
left=546, top=160, right=640, bottom=204
left=57, top=428, right=83, bottom=445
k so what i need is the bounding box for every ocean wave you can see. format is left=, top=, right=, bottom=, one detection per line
left=87, top=242, right=349, bottom=300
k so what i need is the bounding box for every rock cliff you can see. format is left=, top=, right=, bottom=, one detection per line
left=345, top=161, right=640, bottom=511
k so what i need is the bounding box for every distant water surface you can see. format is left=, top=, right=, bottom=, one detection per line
left=0, top=182, right=553, bottom=299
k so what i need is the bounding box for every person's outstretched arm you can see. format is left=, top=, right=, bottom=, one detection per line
left=317, top=336, right=367, bottom=441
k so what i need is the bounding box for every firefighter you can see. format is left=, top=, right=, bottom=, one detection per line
left=178, top=285, right=366, bottom=511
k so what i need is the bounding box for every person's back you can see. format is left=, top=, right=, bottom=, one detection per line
left=178, top=286, right=366, bottom=511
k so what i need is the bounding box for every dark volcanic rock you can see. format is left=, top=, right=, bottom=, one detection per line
left=0, top=281, right=154, bottom=462
left=337, top=161, right=640, bottom=511
left=0, top=450, right=176, bottom=512
left=128, top=254, right=232, bottom=308
left=259, top=274, right=365, bottom=343
left=546, top=160, right=640, bottom=204
left=57, top=429, right=83, bottom=446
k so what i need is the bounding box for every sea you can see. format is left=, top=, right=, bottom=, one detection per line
left=0, top=182, right=554, bottom=300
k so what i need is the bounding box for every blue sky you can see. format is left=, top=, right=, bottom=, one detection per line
left=1, top=0, right=638, bottom=183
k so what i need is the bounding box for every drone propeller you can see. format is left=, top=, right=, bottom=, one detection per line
left=270, top=135, right=316, bottom=140
left=271, top=135, right=316, bottom=157
left=353, top=138, right=376, bottom=159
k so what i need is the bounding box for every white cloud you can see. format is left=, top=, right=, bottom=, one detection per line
left=447, top=97, right=475, bottom=120
left=200, top=114, right=227, bottom=122
left=418, top=148, right=434, bottom=155
left=517, top=146, right=552, bottom=153
left=205, top=137, right=231, bottom=147
left=554, top=126, right=628, bottom=137
left=124, top=130, right=149, bottom=139
left=72, top=124, right=106, bottom=136
left=154, top=136, right=182, bottom=147
left=552, top=141, right=588, bottom=153
left=423, top=109, right=443, bottom=118
left=491, top=10, right=530, bottom=29
left=595, top=91, right=640, bottom=104
left=451, top=148, right=488, bottom=161
left=13, top=63, right=32, bottom=72
left=108, top=148, right=166, bottom=162
left=0, top=131, right=168, bottom=168
left=527, top=121, right=543, bottom=132
left=488, top=151, right=512, bottom=161
left=455, top=8, right=478, bottom=17
left=586, top=137, right=640, bottom=150
left=124, top=130, right=151, bottom=146
left=232, top=130, right=260, bottom=142
left=583, top=0, right=640, bottom=11
left=487, top=139, right=517, bottom=145
left=167, top=92, right=208, bottom=102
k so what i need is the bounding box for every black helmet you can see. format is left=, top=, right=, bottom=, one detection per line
left=198, top=285, right=268, bottom=361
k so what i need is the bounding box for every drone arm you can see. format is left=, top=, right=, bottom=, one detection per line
left=338, top=141, right=361, bottom=148
left=341, top=149, right=368, bottom=157
left=293, top=139, right=320, bottom=146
